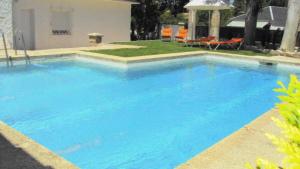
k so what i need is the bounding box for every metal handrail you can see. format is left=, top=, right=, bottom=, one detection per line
left=15, top=30, right=30, bottom=64
left=1, top=30, right=13, bottom=67
left=20, top=32, right=30, bottom=64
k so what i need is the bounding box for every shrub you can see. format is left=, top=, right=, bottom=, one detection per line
left=246, top=75, right=300, bottom=169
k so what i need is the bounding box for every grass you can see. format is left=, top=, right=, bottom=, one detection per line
left=87, top=40, right=271, bottom=57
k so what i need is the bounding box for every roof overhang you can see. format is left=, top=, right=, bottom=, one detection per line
left=184, top=0, right=232, bottom=10
left=227, top=21, right=290, bottom=31
left=227, top=21, right=269, bottom=28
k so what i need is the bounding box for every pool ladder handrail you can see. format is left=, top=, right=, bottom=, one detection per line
left=15, top=30, right=30, bottom=64
left=1, top=30, right=13, bottom=67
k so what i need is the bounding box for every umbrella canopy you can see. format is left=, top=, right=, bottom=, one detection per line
left=185, top=0, right=231, bottom=10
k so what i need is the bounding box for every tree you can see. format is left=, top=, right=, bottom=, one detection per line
left=233, top=0, right=287, bottom=17
left=131, top=0, right=161, bottom=40
left=233, top=0, right=246, bottom=16
left=160, top=10, right=187, bottom=25
left=280, top=0, right=300, bottom=52
left=269, top=0, right=288, bottom=6
left=243, top=0, right=264, bottom=47
left=131, top=0, right=190, bottom=40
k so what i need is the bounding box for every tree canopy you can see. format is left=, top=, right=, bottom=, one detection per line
left=233, top=0, right=288, bottom=16
left=131, top=0, right=190, bottom=40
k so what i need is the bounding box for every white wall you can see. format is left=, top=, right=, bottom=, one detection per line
left=0, top=0, right=13, bottom=49
left=13, top=0, right=132, bottom=50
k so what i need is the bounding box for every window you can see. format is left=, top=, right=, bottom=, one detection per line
left=51, top=10, right=72, bottom=35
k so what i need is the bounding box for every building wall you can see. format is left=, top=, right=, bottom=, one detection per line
left=13, top=0, right=132, bottom=49
left=0, top=0, right=13, bottom=49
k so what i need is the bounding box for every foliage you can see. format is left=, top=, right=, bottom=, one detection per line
left=221, top=9, right=234, bottom=26
left=131, top=0, right=161, bottom=40
left=160, top=10, right=187, bottom=25
left=233, top=0, right=288, bottom=16
left=268, top=0, right=288, bottom=6
left=233, top=0, right=247, bottom=16
left=131, top=0, right=189, bottom=40
left=196, top=9, right=233, bottom=27
left=87, top=40, right=271, bottom=57
left=246, top=75, right=300, bottom=169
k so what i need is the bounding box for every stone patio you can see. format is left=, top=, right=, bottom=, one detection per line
left=0, top=43, right=140, bottom=59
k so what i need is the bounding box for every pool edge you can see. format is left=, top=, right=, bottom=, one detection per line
left=176, top=109, right=283, bottom=169
left=0, top=121, right=79, bottom=169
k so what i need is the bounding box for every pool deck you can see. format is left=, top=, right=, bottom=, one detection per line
left=0, top=44, right=298, bottom=169
left=0, top=43, right=141, bottom=60
left=177, top=109, right=283, bottom=169
left=0, top=121, right=78, bottom=169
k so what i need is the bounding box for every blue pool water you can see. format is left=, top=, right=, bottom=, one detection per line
left=0, top=55, right=299, bottom=169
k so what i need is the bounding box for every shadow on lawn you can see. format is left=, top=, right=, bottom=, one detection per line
left=0, top=133, right=53, bottom=169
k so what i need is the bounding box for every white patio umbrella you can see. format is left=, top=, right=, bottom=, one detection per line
left=184, top=0, right=232, bottom=40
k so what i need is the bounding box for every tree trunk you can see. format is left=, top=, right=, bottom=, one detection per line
left=244, top=0, right=260, bottom=47
left=280, top=0, right=300, bottom=52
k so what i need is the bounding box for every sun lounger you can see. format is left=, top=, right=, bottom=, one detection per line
left=206, top=38, right=244, bottom=50
left=183, top=36, right=216, bottom=46
left=161, top=27, right=173, bottom=41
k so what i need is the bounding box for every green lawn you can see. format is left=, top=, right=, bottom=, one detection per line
left=87, top=40, right=271, bottom=57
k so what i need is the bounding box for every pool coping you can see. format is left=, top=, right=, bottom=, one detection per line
left=2, top=49, right=300, bottom=66
left=176, top=109, right=283, bottom=169
left=0, top=50, right=298, bottom=168
left=75, top=50, right=300, bottom=65
left=0, top=121, right=79, bottom=169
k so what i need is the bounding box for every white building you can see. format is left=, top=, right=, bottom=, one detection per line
left=0, top=0, right=137, bottom=50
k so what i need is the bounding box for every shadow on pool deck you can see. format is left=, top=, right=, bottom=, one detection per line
left=0, top=133, right=53, bottom=169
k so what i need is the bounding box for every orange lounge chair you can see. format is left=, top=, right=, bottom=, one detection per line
left=184, top=36, right=216, bottom=46
left=206, top=38, right=244, bottom=50
left=175, top=28, right=188, bottom=43
left=161, top=27, right=173, bottom=41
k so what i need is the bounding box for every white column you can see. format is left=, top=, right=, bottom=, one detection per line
left=280, top=0, right=300, bottom=52
left=209, top=10, right=220, bottom=41
left=188, top=9, right=197, bottom=40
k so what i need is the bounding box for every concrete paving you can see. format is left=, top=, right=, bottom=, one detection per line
left=0, top=43, right=140, bottom=59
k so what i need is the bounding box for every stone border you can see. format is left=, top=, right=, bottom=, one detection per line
left=0, top=121, right=79, bottom=169
left=2, top=49, right=300, bottom=66
left=176, top=109, right=283, bottom=169
left=76, top=50, right=300, bottom=66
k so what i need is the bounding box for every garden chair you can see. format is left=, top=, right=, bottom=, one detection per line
left=175, top=28, right=188, bottom=43
left=161, top=27, right=173, bottom=41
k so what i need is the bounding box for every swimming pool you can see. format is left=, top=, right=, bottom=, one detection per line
left=0, top=55, right=299, bottom=169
